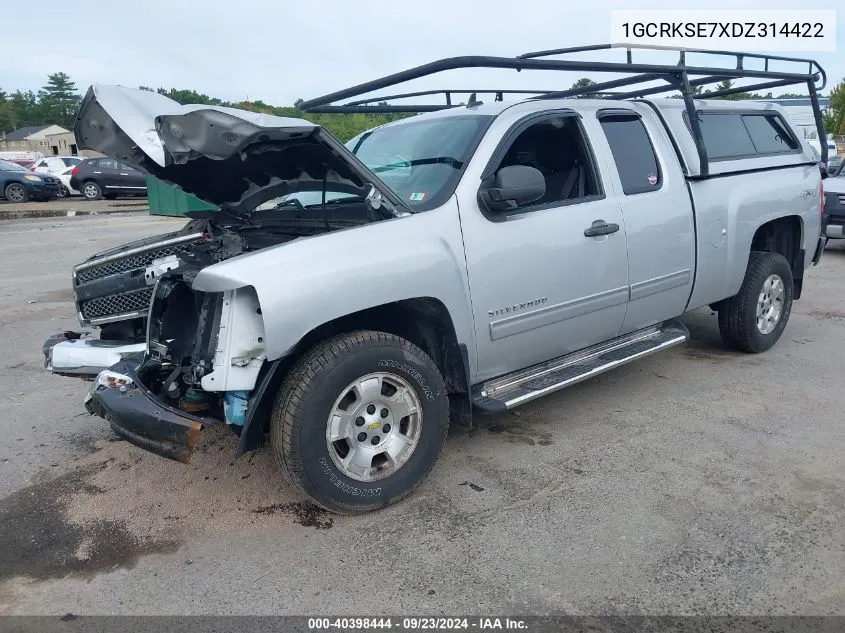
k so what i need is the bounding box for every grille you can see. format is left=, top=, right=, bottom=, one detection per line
left=79, top=287, right=154, bottom=321
left=75, top=242, right=201, bottom=284
left=839, top=194, right=845, bottom=206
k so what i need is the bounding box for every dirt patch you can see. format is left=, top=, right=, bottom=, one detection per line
left=809, top=310, right=845, bottom=321
left=483, top=421, right=554, bottom=446
left=252, top=502, right=334, bottom=529
left=60, top=425, right=322, bottom=547
left=0, top=464, right=180, bottom=581
left=36, top=289, right=75, bottom=303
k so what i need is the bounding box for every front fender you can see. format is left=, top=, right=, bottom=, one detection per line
left=192, top=199, right=477, bottom=377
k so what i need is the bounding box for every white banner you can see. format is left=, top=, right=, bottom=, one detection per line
left=610, top=10, right=836, bottom=52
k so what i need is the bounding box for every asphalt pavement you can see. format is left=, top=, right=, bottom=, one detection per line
left=0, top=214, right=843, bottom=615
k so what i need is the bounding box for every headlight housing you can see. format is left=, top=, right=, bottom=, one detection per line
left=24, top=174, right=42, bottom=182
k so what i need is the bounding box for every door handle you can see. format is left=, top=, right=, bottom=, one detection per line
left=584, top=220, right=620, bottom=237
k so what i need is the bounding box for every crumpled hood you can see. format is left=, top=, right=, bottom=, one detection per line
left=74, top=85, right=405, bottom=214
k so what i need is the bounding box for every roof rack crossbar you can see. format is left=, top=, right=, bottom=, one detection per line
left=344, top=89, right=552, bottom=107
left=299, top=44, right=827, bottom=174
left=517, top=43, right=825, bottom=79
left=696, top=78, right=803, bottom=99
left=532, top=72, right=665, bottom=100
left=299, top=49, right=822, bottom=113
left=618, top=75, right=732, bottom=99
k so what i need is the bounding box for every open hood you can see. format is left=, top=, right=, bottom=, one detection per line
left=74, top=85, right=407, bottom=214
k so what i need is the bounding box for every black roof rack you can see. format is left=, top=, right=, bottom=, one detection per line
left=299, top=43, right=828, bottom=173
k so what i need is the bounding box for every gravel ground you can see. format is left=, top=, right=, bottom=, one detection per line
left=0, top=214, right=843, bottom=616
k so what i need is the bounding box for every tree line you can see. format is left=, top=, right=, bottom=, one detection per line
left=0, top=74, right=408, bottom=142
left=2, top=73, right=843, bottom=140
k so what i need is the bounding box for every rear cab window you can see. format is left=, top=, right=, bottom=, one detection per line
left=599, top=112, right=662, bottom=194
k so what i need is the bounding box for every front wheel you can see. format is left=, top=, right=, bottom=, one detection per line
left=4, top=183, right=28, bottom=203
left=55, top=186, right=69, bottom=198
left=270, top=331, right=449, bottom=514
left=718, top=251, right=794, bottom=353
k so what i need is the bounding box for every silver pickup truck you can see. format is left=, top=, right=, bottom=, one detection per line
left=44, top=46, right=828, bottom=513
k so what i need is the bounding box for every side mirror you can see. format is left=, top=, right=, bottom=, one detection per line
left=480, top=165, right=546, bottom=212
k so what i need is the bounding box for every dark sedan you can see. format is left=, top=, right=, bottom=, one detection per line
left=0, top=158, right=62, bottom=202
left=69, top=157, right=147, bottom=200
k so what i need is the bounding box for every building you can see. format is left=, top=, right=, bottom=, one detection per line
left=0, top=125, right=101, bottom=157
left=0, top=124, right=70, bottom=154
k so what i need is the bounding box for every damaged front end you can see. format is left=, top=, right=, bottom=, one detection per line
left=81, top=263, right=269, bottom=463
left=43, top=84, right=408, bottom=463
left=83, top=361, right=205, bottom=464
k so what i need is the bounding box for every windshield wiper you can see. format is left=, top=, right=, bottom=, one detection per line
left=371, top=156, right=463, bottom=173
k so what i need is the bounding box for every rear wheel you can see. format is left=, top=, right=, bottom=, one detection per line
left=55, top=185, right=69, bottom=198
left=270, top=331, right=449, bottom=514
left=81, top=181, right=102, bottom=200
left=4, top=183, right=28, bottom=203
left=718, top=251, right=793, bottom=353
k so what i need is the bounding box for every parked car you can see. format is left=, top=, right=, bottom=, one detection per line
left=0, top=158, right=62, bottom=202
left=31, top=155, right=84, bottom=175
left=45, top=50, right=826, bottom=514
left=68, top=157, right=147, bottom=200
left=822, top=159, right=845, bottom=239
left=807, top=132, right=838, bottom=162
left=56, top=166, right=80, bottom=198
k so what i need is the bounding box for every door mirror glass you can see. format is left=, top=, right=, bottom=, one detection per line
left=482, top=165, right=546, bottom=212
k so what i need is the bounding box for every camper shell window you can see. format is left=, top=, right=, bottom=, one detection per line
left=684, top=111, right=800, bottom=161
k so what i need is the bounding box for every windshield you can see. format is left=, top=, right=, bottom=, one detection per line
left=0, top=159, right=27, bottom=172
left=346, top=115, right=492, bottom=210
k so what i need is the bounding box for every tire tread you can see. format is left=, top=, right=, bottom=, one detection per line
left=718, top=251, right=792, bottom=353
left=270, top=330, right=448, bottom=514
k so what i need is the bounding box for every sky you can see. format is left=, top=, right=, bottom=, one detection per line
left=0, top=0, right=841, bottom=107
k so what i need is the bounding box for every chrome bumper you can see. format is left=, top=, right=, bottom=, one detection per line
left=825, top=223, right=845, bottom=239
left=43, top=332, right=146, bottom=379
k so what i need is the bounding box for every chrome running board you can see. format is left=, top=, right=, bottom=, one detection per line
left=472, top=320, right=689, bottom=412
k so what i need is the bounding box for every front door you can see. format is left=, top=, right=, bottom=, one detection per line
left=458, top=112, right=630, bottom=382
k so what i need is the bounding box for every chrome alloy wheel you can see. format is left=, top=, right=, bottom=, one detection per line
left=83, top=183, right=100, bottom=199
left=325, top=372, right=423, bottom=482
left=756, top=274, right=785, bottom=335
left=5, top=184, right=26, bottom=202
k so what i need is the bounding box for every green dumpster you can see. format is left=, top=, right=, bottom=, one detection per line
left=146, top=176, right=217, bottom=217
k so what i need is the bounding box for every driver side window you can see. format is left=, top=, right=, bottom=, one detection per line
left=494, top=115, right=600, bottom=210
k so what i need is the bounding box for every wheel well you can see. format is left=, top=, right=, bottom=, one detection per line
left=291, top=298, right=469, bottom=396
left=239, top=298, right=473, bottom=454
left=749, top=215, right=804, bottom=298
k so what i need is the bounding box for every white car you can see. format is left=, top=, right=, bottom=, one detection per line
left=31, top=156, right=84, bottom=176
left=56, top=166, right=80, bottom=197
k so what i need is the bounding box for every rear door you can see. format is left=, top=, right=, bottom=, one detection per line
left=116, top=161, right=147, bottom=194
left=594, top=107, right=694, bottom=333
